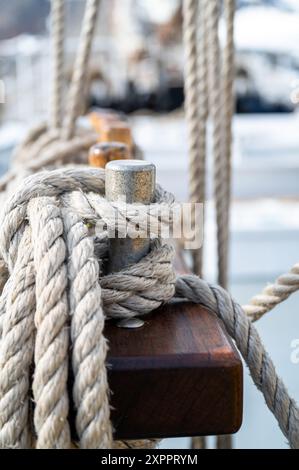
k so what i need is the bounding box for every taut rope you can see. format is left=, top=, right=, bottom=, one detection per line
left=63, top=0, right=101, bottom=140
left=183, top=0, right=236, bottom=449
left=50, top=0, right=65, bottom=130
left=244, top=262, right=299, bottom=322
left=183, top=0, right=205, bottom=277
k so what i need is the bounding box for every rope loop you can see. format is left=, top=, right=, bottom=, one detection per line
left=0, top=168, right=298, bottom=448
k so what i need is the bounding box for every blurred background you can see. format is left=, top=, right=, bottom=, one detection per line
left=0, top=0, right=299, bottom=449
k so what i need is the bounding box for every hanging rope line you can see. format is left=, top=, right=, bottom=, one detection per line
left=221, top=0, right=235, bottom=223
left=183, top=0, right=209, bottom=450
left=50, top=0, right=65, bottom=130
left=244, top=262, right=299, bottom=322
left=216, top=0, right=236, bottom=450
left=63, top=0, right=101, bottom=140
left=183, top=0, right=236, bottom=450
left=205, top=0, right=228, bottom=290
left=0, top=0, right=101, bottom=198
left=183, top=0, right=206, bottom=277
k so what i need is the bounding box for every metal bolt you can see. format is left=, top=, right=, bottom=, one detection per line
left=105, top=159, right=156, bottom=273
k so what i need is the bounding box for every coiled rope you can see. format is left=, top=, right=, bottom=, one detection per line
left=0, top=168, right=298, bottom=448
left=0, top=0, right=298, bottom=451
left=0, top=0, right=101, bottom=199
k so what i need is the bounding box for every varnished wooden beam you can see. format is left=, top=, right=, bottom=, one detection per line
left=106, top=301, right=243, bottom=440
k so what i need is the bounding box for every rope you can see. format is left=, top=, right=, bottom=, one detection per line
left=244, top=262, right=299, bottom=322
left=183, top=1, right=207, bottom=439
left=50, top=0, right=65, bottom=130
left=0, top=134, right=98, bottom=207
left=29, top=197, right=71, bottom=448
left=0, top=225, right=34, bottom=448
left=175, top=275, right=299, bottom=450
left=222, top=0, right=235, bottom=220
left=205, top=0, right=230, bottom=290
left=183, top=0, right=206, bottom=277
left=63, top=0, right=101, bottom=140
left=0, top=168, right=298, bottom=449
left=0, top=0, right=100, bottom=195
left=196, top=0, right=209, bottom=244
left=183, top=0, right=234, bottom=449
left=216, top=0, right=235, bottom=449
left=0, top=0, right=296, bottom=451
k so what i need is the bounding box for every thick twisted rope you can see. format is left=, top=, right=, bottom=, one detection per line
left=0, top=169, right=176, bottom=448
left=176, top=276, right=299, bottom=449
left=205, top=0, right=230, bottom=290
left=183, top=0, right=206, bottom=277
left=222, top=0, right=235, bottom=221
left=244, top=262, right=299, bottom=322
left=50, top=0, right=65, bottom=130
left=0, top=168, right=298, bottom=449
left=0, top=226, right=35, bottom=448
left=63, top=0, right=101, bottom=140
left=0, top=131, right=98, bottom=203
left=28, top=197, right=71, bottom=448
left=183, top=0, right=208, bottom=450
left=63, top=209, right=112, bottom=448
left=216, top=0, right=236, bottom=449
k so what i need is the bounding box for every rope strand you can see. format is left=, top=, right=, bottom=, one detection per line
left=183, top=0, right=206, bottom=276
left=63, top=0, right=101, bottom=140
left=50, top=0, right=65, bottom=130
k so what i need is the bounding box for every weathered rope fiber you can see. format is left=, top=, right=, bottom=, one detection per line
left=175, top=276, right=299, bottom=450
left=183, top=0, right=206, bottom=277
left=205, top=0, right=230, bottom=290
left=183, top=0, right=208, bottom=450
left=216, top=0, right=236, bottom=450
left=0, top=0, right=101, bottom=202
left=63, top=0, right=101, bottom=140
left=50, top=0, right=65, bottom=130
left=222, top=0, right=235, bottom=222
left=0, top=168, right=298, bottom=449
left=244, top=262, right=299, bottom=322
left=0, top=169, right=176, bottom=449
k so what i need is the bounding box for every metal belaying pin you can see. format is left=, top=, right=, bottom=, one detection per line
left=105, top=159, right=156, bottom=272
left=105, top=159, right=156, bottom=329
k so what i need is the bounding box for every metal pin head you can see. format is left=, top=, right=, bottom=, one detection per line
left=117, top=318, right=145, bottom=329
left=105, top=160, right=156, bottom=204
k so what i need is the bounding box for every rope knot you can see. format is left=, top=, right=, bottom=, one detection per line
left=0, top=167, right=176, bottom=449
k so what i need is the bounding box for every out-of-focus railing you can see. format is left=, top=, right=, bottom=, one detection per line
left=0, top=34, right=126, bottom=124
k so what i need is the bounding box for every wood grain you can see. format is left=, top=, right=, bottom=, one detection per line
left=105, top=301, right=243, bottom=440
